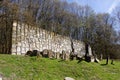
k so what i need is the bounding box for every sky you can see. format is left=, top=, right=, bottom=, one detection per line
left=67, top=0, right=120, bottom=14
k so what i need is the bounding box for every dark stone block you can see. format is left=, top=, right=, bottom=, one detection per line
left=25, top=50, right=33, bottom=56
left=42, top=49, right=49, bottom=58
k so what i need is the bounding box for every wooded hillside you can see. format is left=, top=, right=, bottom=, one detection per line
left=0, top=0, right=120, bottom=60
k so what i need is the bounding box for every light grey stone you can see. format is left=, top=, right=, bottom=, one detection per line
left=11, top=21, right=86, bottom=57
left=48, top=50, right=55, bottom=58
left=64, top=77, right=75, bottom=80
left=88, top=45, right=92, bottom=56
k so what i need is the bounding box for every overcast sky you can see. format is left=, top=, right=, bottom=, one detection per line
left=67, top=0, right=120, bottom=14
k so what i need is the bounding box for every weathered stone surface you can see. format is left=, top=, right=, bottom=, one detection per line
left=12, top=47, right=17, bottom=53
left=56, top=52, right=60, bottom=59
left=64, top=51, right=70, bottom=60
left=48, top=50, right=55, bottom=59
left=0, top=74, right=3, bottom=80
left=37, top=51, right=42, bottom=57
left=11, top=21, right=86, bottom=56
left=77, top=53, right=84, bottom=59
left=61, top=50, right=66, bottom=60
left=61, top=50, right=70, bottom=60
left=17, top=47, right=21, bottom=52
left=64, top=77, right=75, bottom=80
left=88, top=45, right=92, bottom=56
left=42, top=49, right=48, bottom=57
left=91, top=56, right=95, bottom=62
left=94, top=58, right=100, bottom=63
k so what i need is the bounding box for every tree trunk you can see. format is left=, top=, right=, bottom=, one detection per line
left=106, top=55, right=109, bottom=65
left=70, top=39, right=75, bottom=60
left=111, top=59, right=114, bottom=65
left=70, top=39, right=74, bottom=53
left=85, top=43, right=91, bottom=62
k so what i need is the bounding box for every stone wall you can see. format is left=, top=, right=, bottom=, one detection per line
left=12, top=21, right=85, bottom=55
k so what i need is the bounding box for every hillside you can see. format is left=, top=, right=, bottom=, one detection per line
left=0, top=54, right=120, bottom=80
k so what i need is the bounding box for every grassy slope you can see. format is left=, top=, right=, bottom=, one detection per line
left=0, top=54, right=120, bottom=80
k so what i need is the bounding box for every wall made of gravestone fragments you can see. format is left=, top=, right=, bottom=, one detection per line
left=12, top=21, right=85, bottom=55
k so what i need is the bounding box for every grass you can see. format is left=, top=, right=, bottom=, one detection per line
left=0, top=54, right=120, bottom=80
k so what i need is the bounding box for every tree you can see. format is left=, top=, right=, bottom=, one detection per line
left=95, top=13, right=116, bottom=64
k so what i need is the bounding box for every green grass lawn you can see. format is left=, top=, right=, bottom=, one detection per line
left=0, top=54, right=120, bottom=80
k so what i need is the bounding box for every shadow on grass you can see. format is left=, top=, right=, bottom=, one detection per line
left=100, top=64, right=107, bottom=66
left=58, top=60, right=65, bottom=62
left=50, top=58, right=56, bottom=60
left=100, top=63, right=115, bottom=66
left=77, top=60, right=83, bottom=63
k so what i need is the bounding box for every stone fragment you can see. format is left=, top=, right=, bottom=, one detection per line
left=25, top=50, right=33, bottom=56
left=64, top=77, right=75, bottom=80
left=64, top=51, right=70, bottom=60
left=56, top=52, right=60, bottom=59
left=32, top=50, right=42, bottom=57
left=61, top=50, right=66, bottom=60
left=94, top=58, right=100, bottom=63
left=42, top=49, right=48, bottom=57
left=48, top=50, right=55, bottom=59
left=61, top=50, right=70, bottom=60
